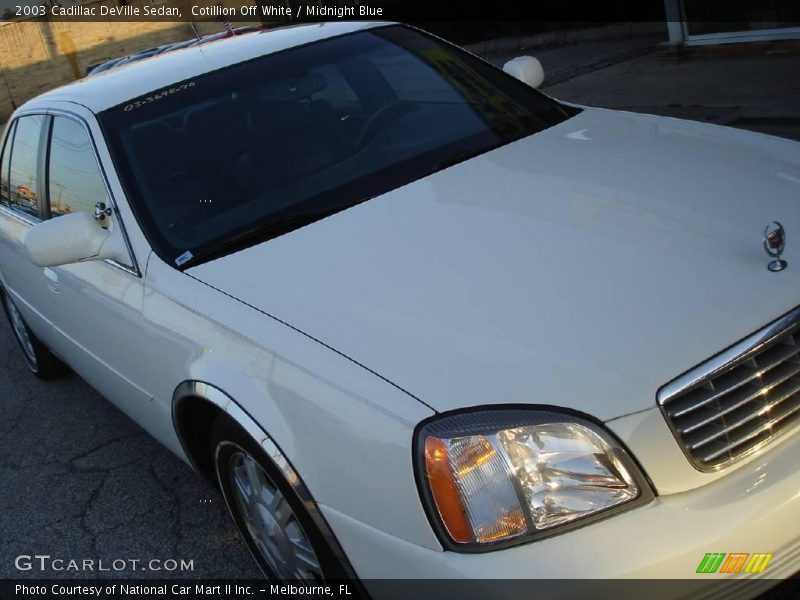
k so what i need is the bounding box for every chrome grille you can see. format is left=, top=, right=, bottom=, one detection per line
left=658, top=306, right=800, bottom=470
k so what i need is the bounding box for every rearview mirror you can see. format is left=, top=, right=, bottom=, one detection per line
left=502, top=56, right=545, bottom=89
left=24, top=211, right=125, bottom=268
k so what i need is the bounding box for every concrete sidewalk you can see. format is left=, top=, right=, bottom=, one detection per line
left=479, top=34, right=666, bottom=86
left=544, top=49, right=800, bottom=141
left=479, top=35, right=800, bottom=141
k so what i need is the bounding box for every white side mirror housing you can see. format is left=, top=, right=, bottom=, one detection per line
left=24, top=211, right=126, bottom=268
left=502, top=56, right=545, bottom=89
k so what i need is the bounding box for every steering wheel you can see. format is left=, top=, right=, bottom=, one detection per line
left=354, top=100, right=419, bottom=150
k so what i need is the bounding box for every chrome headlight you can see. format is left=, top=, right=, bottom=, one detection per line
left=416, top=408, right=653, bottom=550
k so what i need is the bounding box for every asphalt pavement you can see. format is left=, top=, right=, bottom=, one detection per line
left=0, top=315, right=260, bottom=578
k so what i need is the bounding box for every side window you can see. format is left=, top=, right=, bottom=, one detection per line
left=0, top=120, right=15, bottom=206
left=8, top=115, right=45, bottom=219
left=48, top=117, right=109, bottom=218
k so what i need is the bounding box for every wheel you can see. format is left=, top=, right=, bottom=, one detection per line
left=210, top=415, right=349, bottom=581
left=1, top=289, right=65, bottom=380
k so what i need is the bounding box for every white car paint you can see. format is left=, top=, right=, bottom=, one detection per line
left=325, top=427, right=800, bottom=579
left=0, top=20, right=798, bottom=585
left=190, top=107, right=800, bottom=422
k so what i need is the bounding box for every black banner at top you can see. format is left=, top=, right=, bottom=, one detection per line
left=2, top=0, right=799, bottom=24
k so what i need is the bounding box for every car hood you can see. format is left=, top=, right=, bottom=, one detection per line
left=189, top=108, right=800, bottom=421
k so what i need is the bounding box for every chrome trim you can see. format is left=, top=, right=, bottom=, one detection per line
left=658, top=305, right=800, bottom=472
left=0, top=203, right=39, bottom=227
left=658, top=306, right=800, bottom=402
left=93, top=201, right=113, bottom=222
left=171, top=380, right=358, bottom=580
left=103, top=259, right=139, bottom=277
left=763, top=221, right=788, bottom=272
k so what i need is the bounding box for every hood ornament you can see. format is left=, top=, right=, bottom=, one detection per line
left=764, top=221, right=787, bottom=272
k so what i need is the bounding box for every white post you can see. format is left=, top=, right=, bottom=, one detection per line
left=663, top=0, right=686, bottom=46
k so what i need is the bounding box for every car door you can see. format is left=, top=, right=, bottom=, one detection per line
left=32, top=111, right=170, bottom=431
left=0, top=108, right=168, bottom=436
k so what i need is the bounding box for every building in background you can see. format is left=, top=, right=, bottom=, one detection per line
left=663, top=0, right=800, bottom=46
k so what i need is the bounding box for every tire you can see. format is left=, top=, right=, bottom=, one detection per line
left=1, top=289, right=65, bottom=380
left=210, top=415, right=350, bottom=581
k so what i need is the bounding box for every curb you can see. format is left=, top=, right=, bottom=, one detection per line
left=541, top=43, right=659, bottom=87
left=465, top=21, right=665, bottom=55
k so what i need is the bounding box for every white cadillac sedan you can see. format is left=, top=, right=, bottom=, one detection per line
left=1, top=20, right=799, bottom=589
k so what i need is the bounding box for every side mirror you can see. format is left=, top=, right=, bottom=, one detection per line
left=502, top=56, right=545, bottom=89
left=24, top=211, right=125, bottom=268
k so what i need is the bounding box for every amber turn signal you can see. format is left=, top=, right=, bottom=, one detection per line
left=423, top=436, right=472, bottom=543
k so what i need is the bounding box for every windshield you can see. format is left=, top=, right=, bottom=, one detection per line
left=100, top=25, right=576, bottom=269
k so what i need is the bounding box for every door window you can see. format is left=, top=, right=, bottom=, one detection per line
left=47, top=116, right=109, bottom=218
left=7, top=115, right=45, bottom=220
left=0, top=120, right=15, bottom=206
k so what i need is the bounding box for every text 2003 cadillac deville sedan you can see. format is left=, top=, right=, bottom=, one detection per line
left=0, top=21, right=799, bottom=589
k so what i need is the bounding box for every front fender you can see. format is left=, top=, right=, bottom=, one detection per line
left=145, top=254, right=440, bottom=550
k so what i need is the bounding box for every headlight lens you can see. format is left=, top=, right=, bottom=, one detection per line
left=417, top=408, right=653, bottom=549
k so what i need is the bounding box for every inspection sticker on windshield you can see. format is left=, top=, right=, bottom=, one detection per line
left=175, top=251, right=193, bottom=266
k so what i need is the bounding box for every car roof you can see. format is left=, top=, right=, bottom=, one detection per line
left=87, top=27, right=261, bottom=76
left=23, top=21, right=391, bottom=114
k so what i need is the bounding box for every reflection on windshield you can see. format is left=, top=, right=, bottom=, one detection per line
left=100, top=25, right=575, bottom=268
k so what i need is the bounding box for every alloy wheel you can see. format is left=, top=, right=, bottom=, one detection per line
left=227, top=450, right=322, bottom=580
